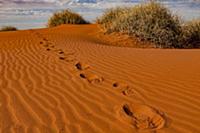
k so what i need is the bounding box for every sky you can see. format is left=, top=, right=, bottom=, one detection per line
left=0, top=0, right=200, bottom=29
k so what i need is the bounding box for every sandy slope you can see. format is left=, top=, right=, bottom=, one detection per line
left=0, top=24, right=200, bottom=133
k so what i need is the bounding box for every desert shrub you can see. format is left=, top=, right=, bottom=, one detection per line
left=98, top=2, right=183, bottom=48
left=180, top=20, right=200, bottom=48
left=0, top=26, right=17, bottom=31
left=96, top=7, right=131, bottom=33
left=48, top=9, right=88, bottom=27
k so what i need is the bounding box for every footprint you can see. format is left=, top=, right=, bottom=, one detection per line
left=59, top=57, right=65, bottom=60
left=44, top=44, right=49, bottom=47
left=112, top=82, right=134, bottom=96
left=121, top=103, right=166, bottom=131
left=65, top=59, right=76, bottom=62
left=80, top=73, right=103, bottom=83
left=113, top=82, right=128, bottom=89
left=52, top=49, right=62, bottom=52
left=113, top=82, right=119, bottom=87
left=80, top=73, right=86, bottom=78
left=43, top=38, right=48, bottom=41
left=46, top=48, right=51, bottom=51
left=40, top=41, right=43, bottom=44
left=59, top=51, right=64, bottom=54
left=75, top=62, right=90, bottom=70
left=57, top=55, right=75, bottom=62
left=122, top=88, right=134, bottom=96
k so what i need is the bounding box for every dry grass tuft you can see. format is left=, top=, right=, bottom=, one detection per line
left=98, top=2, right=200, bottom=48
left=180, top=20, right=200, bottom=48
left=48, top=9, right=88, bottom=27
left=0, top=26, right=17, bottom=32
left=97, top=7, right=131, bottom=33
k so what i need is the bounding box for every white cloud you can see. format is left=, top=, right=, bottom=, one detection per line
left=0, top=0, right=141, bottom=7
left=0, top=0, right=200, bottom=29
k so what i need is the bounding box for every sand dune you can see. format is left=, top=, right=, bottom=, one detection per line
left=0, top=24, right=200, bottom=133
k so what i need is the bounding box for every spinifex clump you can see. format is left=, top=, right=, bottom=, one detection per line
left=48, top=9, right=88, bottom=27
left=98, top=2, right=200, bottom=48
left=0, top=26, right=17, bottom=32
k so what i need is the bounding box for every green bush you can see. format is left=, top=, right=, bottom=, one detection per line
left=48, top=9, right=88, bottom=27
left=0, top=26, right=17, bottom=32
left=98, top=2, right=184, bottom=48
left=180, top=20, right=200, bottom=48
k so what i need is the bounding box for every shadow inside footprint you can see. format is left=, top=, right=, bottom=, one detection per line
left=40, top=42, right=43, bottom=44
left=112, top=82, right=128, bottom=89
left=122, top=103, right=166, bottom=130
left=123, top=105, right=133, bottom=116
left=113, top=82, right=119, bottom=88
left=75, top=62, right=90, bottom=70
left=46, top=48, right=50, bottom=51
left=80, top=74, right=86, bottom=78
left=59, top=57, right=65, bottom=60
left=59, top=51, right=64, bottom=54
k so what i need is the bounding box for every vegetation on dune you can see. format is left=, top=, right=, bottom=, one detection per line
left=97, top=2, right=200, bottom=48
left=0, top=26, right=17, bottom=32
left=96, top=7, right=131, bottom=33
left=47, top=9, right=88, bottom=27
left=180, top=20, right=200, bottom=48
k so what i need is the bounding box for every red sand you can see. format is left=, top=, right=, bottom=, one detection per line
left=0, top=24, right=200, bottom=133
